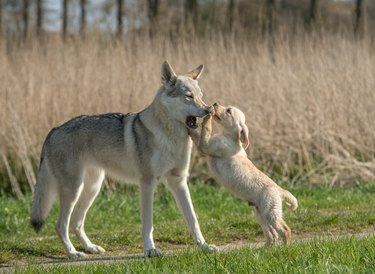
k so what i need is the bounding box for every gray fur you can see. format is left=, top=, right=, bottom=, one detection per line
left=30, top=61, right=217, bottom=258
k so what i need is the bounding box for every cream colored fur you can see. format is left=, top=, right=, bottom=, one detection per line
left=190, top=103, right=298, bottom=246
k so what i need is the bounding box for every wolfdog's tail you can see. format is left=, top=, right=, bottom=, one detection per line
left=281, top=189, right=298, bottom=211
left=30, top=157, right=57, bottom=233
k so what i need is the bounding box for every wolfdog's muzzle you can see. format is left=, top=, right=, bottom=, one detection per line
left=186, top=116, right=198, bottom=129
left=186, top=106, right=214, bottom=129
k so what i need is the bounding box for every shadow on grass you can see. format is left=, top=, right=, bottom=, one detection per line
left=10, top=246, right=49, bottom=257
left=4, top=245, right=145, bottom=266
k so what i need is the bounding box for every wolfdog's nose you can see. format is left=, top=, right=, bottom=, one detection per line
left=206, top=105, right=214, bottom=114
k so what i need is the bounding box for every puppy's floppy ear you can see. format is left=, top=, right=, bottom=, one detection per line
left=238, top=123, right=249, bottom=149
left=185, top=64, right=204, bottom=80
left=161, top=60, right=177, bottom=86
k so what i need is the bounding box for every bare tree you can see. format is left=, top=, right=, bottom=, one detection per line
left=22, top=0, right=29, bottom=39
left=0, top=0, right=2, bottom=37
left=227, top=0, right=235, bottom=32
left=184, top=0, right=197, bottom=26
left=263, top=0, right=276, bottom=37
left=80, top=0, right=86, bottom=36
left=309, top=0, right=318, bottom=24
left=354, top=0, right=366, bottom=38
left=147, top=0, right=159, bottom=37
left=62, top=0, right=68, bottom=41
left=36, top=0, right=43, bottom=37
left=147, top=0, right=159, bottom=20
left=117, top=0, right=123, bottom=38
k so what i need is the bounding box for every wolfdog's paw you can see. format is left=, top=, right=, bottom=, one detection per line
left=144, top=248, right=161, bottom=257
left=68, top=251, right=87, bottom=258
left=85, top=244, right=106, bottom=254
left=200, top=242, right=219, bottom=253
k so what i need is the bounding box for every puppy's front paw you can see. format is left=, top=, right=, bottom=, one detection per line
left=203, top=114, right=213, bottom=123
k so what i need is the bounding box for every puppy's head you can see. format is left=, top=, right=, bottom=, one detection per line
left=212, top=103, right=249, bottom=149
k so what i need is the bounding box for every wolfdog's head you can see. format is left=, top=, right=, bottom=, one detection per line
left=159, top=61, right=212, bottom=129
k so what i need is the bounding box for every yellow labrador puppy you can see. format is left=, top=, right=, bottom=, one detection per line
left=190, top=103, right=298, bottom=246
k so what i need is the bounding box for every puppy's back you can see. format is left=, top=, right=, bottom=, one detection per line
left=207, top=155, right=268, bottom=203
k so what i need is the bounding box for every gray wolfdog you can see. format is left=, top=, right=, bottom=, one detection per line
left=30, top=61, right=217, bottom=258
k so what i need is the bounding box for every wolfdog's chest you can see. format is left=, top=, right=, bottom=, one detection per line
left=148, top=135, right=193, bottom=176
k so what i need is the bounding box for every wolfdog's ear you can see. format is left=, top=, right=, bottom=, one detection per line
left=161, top=61, right=177, bottom=86
left=238, top=123, right=249, bottom=150
left=185, top=64, right=204, bottom=80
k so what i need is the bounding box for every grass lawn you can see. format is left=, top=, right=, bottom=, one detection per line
left=1, top=181, right=375, bottom=270
left=17, top=236, right=375, bottom=273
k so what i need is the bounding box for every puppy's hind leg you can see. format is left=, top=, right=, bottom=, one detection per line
left=267, top=204, right=291, bottom=246
left=70, top=169, right=105, bottom=254
left=255, top=207, right=276, bottom=246
left=273, top=218, right=292, bottom=246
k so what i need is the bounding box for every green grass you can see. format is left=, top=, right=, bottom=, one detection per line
left=14, top=236, right=375, bottom=273
left=1, top=182, right=375, bottom=268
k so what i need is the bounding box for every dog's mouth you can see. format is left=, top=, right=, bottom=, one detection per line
left=186, top=116, right=198, bottom=129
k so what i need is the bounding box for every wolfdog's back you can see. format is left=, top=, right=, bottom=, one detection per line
left=41, top=113, right=140, bottom=178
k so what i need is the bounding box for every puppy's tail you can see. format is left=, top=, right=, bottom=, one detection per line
left=281, top=189, right=298, bottom=211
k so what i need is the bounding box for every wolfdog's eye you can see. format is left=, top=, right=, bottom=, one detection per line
left=186, top=94, right=194, bottom=99
left=226, top=108, right=232, bottom=114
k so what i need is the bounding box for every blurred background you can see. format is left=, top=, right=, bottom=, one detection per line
left=1, top=0, right=375, bottom=198
left=0, top=0, right=374, bottom=41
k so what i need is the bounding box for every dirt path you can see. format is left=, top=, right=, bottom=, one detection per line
left=1, top=231, right=374, bottom=272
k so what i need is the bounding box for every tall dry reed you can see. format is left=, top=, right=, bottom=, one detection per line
left=1, top=32, right=374, bottom=195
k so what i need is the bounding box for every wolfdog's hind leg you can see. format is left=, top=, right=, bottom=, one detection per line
left=70, top=169, right=105, bottom=254
left=56, top=174, right=86, bottom=258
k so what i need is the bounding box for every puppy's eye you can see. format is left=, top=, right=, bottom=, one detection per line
left=226, top=108, right=232, bottom=114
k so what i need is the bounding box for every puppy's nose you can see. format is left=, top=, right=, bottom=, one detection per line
left=213, top=102, right=218, bottom=107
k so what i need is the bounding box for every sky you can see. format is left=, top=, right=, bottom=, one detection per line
left=7, top=0, right=358, bottom=33
left=43, top=0, right=120, bottom=32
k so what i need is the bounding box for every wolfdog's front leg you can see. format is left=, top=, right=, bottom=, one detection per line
left=140, top=181, right=160, bottom=257
left=166, top=172, right=218, bottom=252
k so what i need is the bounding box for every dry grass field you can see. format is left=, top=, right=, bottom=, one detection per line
left=1, top=32, right=375, bottom=193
